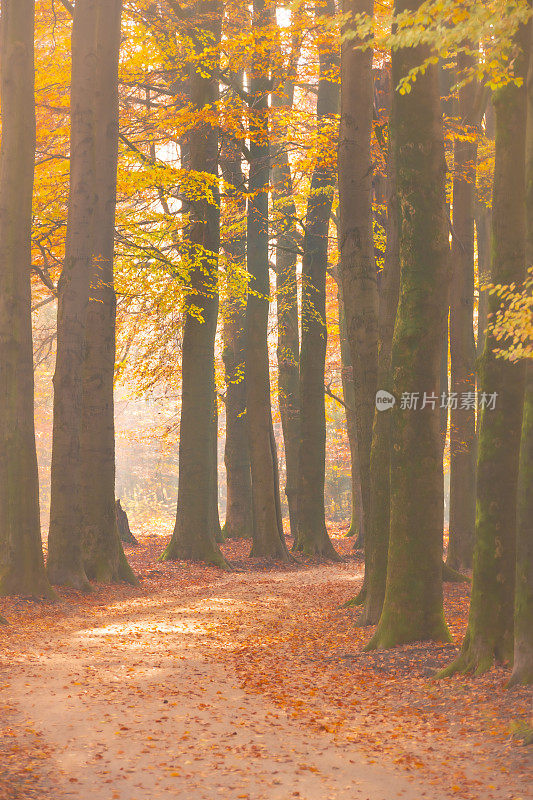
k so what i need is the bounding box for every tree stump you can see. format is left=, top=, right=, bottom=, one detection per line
left=115, top=500, right=138, bottom=546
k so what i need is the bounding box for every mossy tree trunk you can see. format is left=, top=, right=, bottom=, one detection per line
left=510, top=28, right=533, bottom=686
left=295, top=0, right=339, bottom=559
left=448, top=52, right=478, bottom=572
left=510, top=363, right=533, bottom=685
left=47, top=0, right=99, bottom=591
left=161, top=0, right=228, bottom=568
left=245, top=0, right=290, bottom=560
left=362, top=103, right=400, bottom=625
left=440, top=27, right=528, bottom=676
left=366, top=0, right=451, bottom=650
left=79, top=0, right=136, bottom=585
left=338, top=0, right=378, bottom=563
left=272, top=67, right=300, bottom=544
left=0, top=0, right=52, bottom=598
left=220, top=131, right=253, bottom=540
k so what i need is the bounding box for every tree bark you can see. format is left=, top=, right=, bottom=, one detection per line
left=47, top=0, right=99, bottom=590
left=361, top=101, right=400, bottom=625
left=447, top=52, right=478, bottom=572
left=161, top=0, right=228, bottom=567
left=272, top=69, right=300, bottom=544
left=295, top=0, right=339, bottom=559
left=366, top=0, right=451, bottom=649
left=510, top=363, right=533, bottom=685
left=79, top=0, right=136, bottom=585
left=245, top=0, right=290, bottom=559
left=440, top=26, right=528, bottom=676
left=220, top=131, right=253, bottom=540
left=0, top=0, right=52, bottom=597
left=337, top=287, right=363, bottom=542
left=338, top=0, right=378, bottom=566
left=510, top=26, right=533, bottom=685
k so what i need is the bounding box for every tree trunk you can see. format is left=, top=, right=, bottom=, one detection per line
left=338, top=287, right=363, bottom=542
left=161, top=0, right=228, bottom=568
left=440, top=27, right=528, bottom=676
left=447, top=52, right=478, bottom=572
left=361, top=103, right=400, bottom=625
left=116, top=500, right=138, bottom=546
left=222, top=309, right=253, bottom=539
left=476, top=101, right=494, bottom=364
left=338, top=0, right=378, bottom=565
left=212, top=388, right=224, bottom=544
left=0, top=0, right=52, bottom=598
left=245, top=0, right=290, bottom=559
left=295, top=0, right=339, bottom=559
left=47, top=0, right=99, bottom=591
left=510, top=363, right=533, bottom=685
left=79, top=0, right=136, bottom=585
left=272, top=71, right=300, bottom=544
left=510, top=26, right=533, bottom=686
left=220, top=131, right=253, bottom=540
left=366, top=0, right=451, bottom=650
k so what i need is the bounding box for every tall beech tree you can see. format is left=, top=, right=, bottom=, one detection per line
left=221, top=138, right=253, bottom=539
left=295, top=0, right=339, bottom=558
left=440, top=25, right=529, bottom=676
left=161, top=0, right=228, bottom=567
left=48, top=0, right=99, bottom=590
left=338, top=0, right=378, bottom=576
left=79, top=0, right=136, bottom=584
left=47, top=0, right=134, bottom=587
left=245, top=0, right=290, bottom=560
left=272, top=61, right=300, bottom=544
left=362, top=114, right=400, bottom=624
left=367, top=0, right=451, bottom=650
left=447, top=51, right=478, bottom=571
left=510, top=26, right=533, bottom=685
left=0, top=0, right=52, bottom=597
left=511, top=362, right=533, bottom=685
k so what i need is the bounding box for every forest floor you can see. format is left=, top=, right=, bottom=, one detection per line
left=0, top=524, right=532, bottom=800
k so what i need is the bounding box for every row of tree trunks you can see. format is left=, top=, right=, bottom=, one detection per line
left=441, top=21, right=529, bottom=675
left=295, top=0, right=339, bottom=559
left=0, top=0, right=52, bottom=597
left=367, top=0, right=451, bottom=649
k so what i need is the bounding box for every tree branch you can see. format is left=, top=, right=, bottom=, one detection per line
left=58, top=0, right=74, bottom=17
left=324, top=382, right=353, bottom=413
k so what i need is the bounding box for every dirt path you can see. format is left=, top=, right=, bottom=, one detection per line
left=3, top=563, right=454, bottom=800
left=1, top=536, right=531, bottom=800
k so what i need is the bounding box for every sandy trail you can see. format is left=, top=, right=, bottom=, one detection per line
left=3, top=564, right=455, bottom=800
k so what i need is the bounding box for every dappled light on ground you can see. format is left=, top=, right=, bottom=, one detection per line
left=0, top=526, right=531, bottom=800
